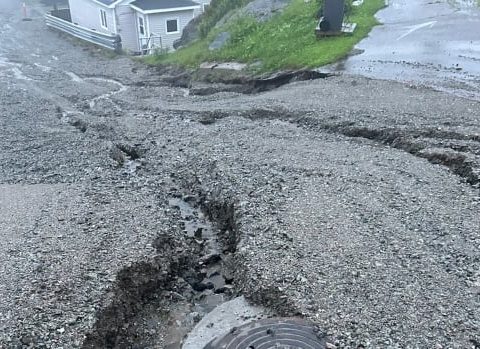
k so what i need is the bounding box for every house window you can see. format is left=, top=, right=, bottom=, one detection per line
left=138, top=16, right=145, bottom=35
left=166, top=19, right=178, bottom=34
left=100, top=9, right=108, bottom=29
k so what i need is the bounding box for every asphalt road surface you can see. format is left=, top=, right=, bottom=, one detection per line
left=0, top=0, right=479, bottom=348
left=330, top=0, right=480, bottom=100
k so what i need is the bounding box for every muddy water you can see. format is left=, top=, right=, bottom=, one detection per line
left=164, top=196, right=233, bottom=348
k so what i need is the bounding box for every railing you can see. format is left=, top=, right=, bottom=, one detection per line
left=45, top=13, right=122, bottom=53
left=50, top=8, right=71, bottom=22
left=139, top=34, right=162, bottom=55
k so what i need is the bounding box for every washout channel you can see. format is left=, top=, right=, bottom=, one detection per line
left=62, top=68, right=334, bottom=348
left=48, top=69, right=480, bottom=347
left=81, top=186, right=270, bottom=348
left=79, top=103, right=480, bottom=348
left=2, top=0, right=480, bottom=347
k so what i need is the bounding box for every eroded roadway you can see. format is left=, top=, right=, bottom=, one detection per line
left=0, top=0, right=479, bottom=348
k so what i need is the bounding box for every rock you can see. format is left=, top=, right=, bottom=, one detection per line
left=242, top=0, right=291, bottom=22
left=208, top=272, right=226, bottom=292
left=21, top=335, right=36, bottom=345
left=201, top=253, right=222, bottom=265
left=192, top=280, right=215, bottom=292
left=209, top=32, right=231, bottom=51
left=194, top=227, right=203, bottom=239
left=173, top=15, right=202, bottom=49
left=68, top=119, right=88, bottom=133
left=109, top=145, right=126, bottom=165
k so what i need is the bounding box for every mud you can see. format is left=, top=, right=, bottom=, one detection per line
left=190, top=68, right=331, bottom=95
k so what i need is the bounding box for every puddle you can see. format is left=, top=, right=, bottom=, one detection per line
left=168, top=198, right=214, bottom=241
left=60, top=110, right=84, bottom=123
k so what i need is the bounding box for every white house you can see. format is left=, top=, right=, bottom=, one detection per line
left=68, top=0, right=209, bottom=53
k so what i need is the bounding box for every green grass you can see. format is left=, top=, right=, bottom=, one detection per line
left=145, top=0, right=385, bottom=73
left=198, top=0, right=252, bottom=37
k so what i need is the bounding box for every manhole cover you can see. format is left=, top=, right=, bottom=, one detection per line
left=203, top=318, right=326, bottom=349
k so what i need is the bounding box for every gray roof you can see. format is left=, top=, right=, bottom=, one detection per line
left=95, top=0, right=117, bottom=5
left=130, top=0, right=199, bottom=11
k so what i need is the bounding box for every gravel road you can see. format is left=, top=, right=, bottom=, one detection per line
left=0, top=1, right=479, bottom=348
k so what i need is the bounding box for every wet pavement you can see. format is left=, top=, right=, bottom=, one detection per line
left=328, top=0, right=480, bottom=100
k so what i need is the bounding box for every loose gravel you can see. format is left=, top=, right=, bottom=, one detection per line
left=0, top=1, right=479, bottom=348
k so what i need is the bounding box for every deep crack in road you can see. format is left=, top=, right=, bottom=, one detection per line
left=0, top=0, right=479, bottom=348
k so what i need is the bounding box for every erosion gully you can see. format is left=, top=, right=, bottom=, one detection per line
left=3, top=1, right=479, bottom=347
left=81, top=182, right=240, bottom=348
left=81, top=103, right=480, bottom=348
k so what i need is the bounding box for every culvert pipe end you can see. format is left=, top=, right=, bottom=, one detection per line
left=203, top=318, right=327, bottom=349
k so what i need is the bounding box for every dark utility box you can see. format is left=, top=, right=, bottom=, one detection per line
left=317, top=0, right=345, bottom=33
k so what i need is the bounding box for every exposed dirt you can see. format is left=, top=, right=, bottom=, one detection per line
left=154, top=65, right=332, bottom=95
left=82, top=194, right=242, bottom=349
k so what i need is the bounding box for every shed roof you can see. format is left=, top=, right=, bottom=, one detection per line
left=92, top=0, right=125, bottom=7
left=95, top=0, right=117, bottom=5
left=130, top=0, right=200, bottom=12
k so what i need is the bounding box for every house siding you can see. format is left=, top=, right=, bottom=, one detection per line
left=116, top=4, right=139, bottom=52
left=69, top=0, right=115, bottom=34
left=146, top=10, right=195, bottom=51
left=193, top=0, right=211, bottom=17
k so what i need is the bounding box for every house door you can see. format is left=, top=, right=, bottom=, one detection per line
left=138, top=15, right=149, bottom=53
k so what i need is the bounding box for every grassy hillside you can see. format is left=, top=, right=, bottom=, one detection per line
left=145, top=0, right=385, bottom=73
left=197, top=0, right=252, bottom=37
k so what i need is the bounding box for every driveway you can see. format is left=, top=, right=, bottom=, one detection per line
left=330, top=0, right=480, bottom=100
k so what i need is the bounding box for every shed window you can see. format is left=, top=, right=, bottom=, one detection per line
left=138, top=16, right=145, bottom=35
left=166, top=19, right=178, bottom=33
left=100, top=9, right=108, bottom=28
